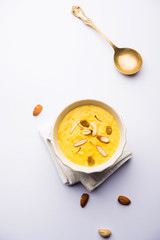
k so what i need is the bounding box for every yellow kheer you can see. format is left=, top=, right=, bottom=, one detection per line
left=58, top=105, right=120, bottom=167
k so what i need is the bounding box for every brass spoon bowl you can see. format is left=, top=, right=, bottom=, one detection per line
left=72, top=6, right=143, bottom=75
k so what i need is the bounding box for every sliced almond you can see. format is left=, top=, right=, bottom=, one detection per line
left=78, top=123, right=84, bottom=130
left=97, top=135, right=110, bottom=144
left=96, top=145, right=107, bottom=157
left=95, top=115, right=102, bottom=122
left=90, top=122, right=98, bottom=137
left=90, top=141, right=95, bottom=146
left=70, top=120, right=80, bottom=133
left=75, top=147, right=81, bottom=153
left=98, top=229, right=111, bottom=238
left=74, top=139, right=87, bottom=147
left=83, top=129, right=92, bottom=135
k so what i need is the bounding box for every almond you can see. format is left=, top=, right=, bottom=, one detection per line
left=78, top=123, right=84, bottom=130
left=97, top=135, right=110, bottom=144
left=96, top=145, right=107, bottom=157
left=90, top=141, right=95, bottom=146
left=80, top=193, right=89, bottom=208
left=98, top=229, right=111, bottom=238
left=33, top=104, right=43, bottom=116
left=71, top=120, right=80, bottom=133
left=90, top=122, right=98, bottom=136
left=83, top=129, right=92, bottom=135
left=118, top=195, right=131, bottom=205
left=75, top=147, right=81, bottom=153
left=74, top=139, right=87, bottom=147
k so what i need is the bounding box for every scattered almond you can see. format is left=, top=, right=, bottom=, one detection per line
left=96, top=145, right=107, bottom=157
left=88, top=156, right=95, bottom=166
left=80, top=120, right=89, bottom=127
left=106, top=126, right=112, bottom=135
left=80, top=193, right=89, bottom=208
left=90, top=122, right=98, bottom=136
left=71, top=120, right=80, bottom=133
left=95, top=115, right=102, bottom=122
left=97, top=135, right=110, bottom=144
left=83, top=129, right=92, bottom=135
left=74, top=139, right=87, bottom=147
left=118, top=195, right=131, bottom=205
left=98, top=229, right=111, bottom=238
left=33, top=104, right=43, bottom=116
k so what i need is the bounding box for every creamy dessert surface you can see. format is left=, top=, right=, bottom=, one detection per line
left=58, top=105, right=120, bottom=167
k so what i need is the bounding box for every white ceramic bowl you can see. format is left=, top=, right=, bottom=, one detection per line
left=51, top=99, right=126, bottom=174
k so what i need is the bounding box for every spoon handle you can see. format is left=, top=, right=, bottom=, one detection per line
left=72, top=6, right=117, bottom=50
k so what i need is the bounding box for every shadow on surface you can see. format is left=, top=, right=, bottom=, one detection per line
left=93, top=159, right=131, bottom=194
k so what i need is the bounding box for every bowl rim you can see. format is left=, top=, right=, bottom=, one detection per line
left=51, top=99, right=127, bottom=174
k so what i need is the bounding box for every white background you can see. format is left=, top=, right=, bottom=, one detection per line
left=0, top=0, right=160, bottom=239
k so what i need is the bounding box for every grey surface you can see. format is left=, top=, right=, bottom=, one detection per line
left=0, top=0, right=160, bottom=240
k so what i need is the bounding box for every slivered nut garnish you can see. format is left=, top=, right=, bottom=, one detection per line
left=95, top=115, right=102, bottom=122
left=90, top=122, right=98, bottom=136
left=74, top=139, right=87, bottom=147
left=96, top=145, right=107, bottom=157
left=90, top=141, right=95, bottom=146
left=83, top=129, right=92, bottom=135
left=75, top=147, right=81, bottom=153
left=80, top=120, right=89, bottom=127
left=71, top=120, right=80, bottom=133
left=98, top=229, right=111, bottom=238
left=78, top=123, right=84, bottom=130
left=97, top=135, right=110, bottom=144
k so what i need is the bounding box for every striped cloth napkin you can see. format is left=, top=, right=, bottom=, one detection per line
left=40, top=124, right=132, bottom=192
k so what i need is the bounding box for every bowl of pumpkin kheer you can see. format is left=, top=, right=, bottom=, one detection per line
left=52, top=100, right=126, bottom=174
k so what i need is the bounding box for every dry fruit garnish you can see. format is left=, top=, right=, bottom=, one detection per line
left=80, top=120, right=89, bottom=127
left=75, top=147, right=81, bottom=153
left=78, top=123, right=84, bottom=130
left=118, top=195, right=131, bottom=205
left=83, top=129, right=92, bottom=135
left=74, top=139, right=87, bottom=147
left=90, top=141, right=95, bottom=146
left=106, top=126, right=112, bottom=135
left=90, top=122, right=98, bottom=136
left=87, top=156, right=95, bottom=166
left=80, top=193, right=89, bottom=208
left=95, top=115, right=102, bottom=122
left=33, top=104, right=43, bottom=116
left=98, top=229, right=111, bottom=238
left=96, top=145, right=107, bottom=157
left=71, top=120, right=80, bottom=133
left=97, top=135, right=110, bottom=144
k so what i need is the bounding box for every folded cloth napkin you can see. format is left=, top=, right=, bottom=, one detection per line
left=40, top=123, right=132, bottom=192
